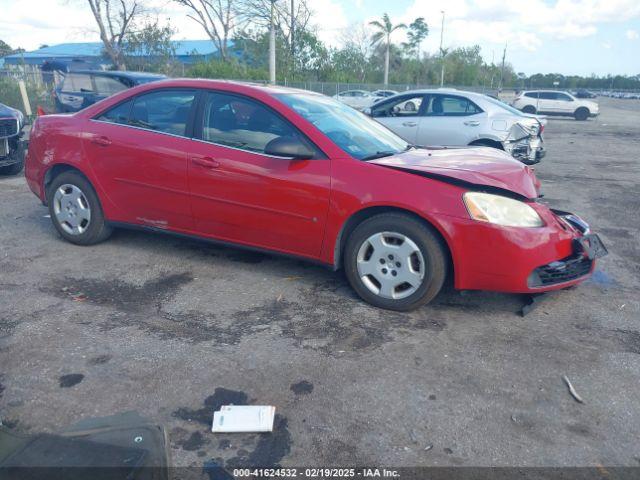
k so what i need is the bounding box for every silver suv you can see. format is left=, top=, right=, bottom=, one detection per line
left=365, top=89, right=546, bottom=165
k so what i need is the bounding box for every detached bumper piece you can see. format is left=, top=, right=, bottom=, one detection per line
left=527, top=233, right=608, bottom=288
left=528, top=254, right=592, bottom=287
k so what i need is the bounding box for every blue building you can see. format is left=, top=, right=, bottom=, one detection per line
left=1, top=40, right=222, bottom=70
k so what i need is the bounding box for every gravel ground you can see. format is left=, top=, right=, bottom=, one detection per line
left=0, top=97, right=639, bottom=470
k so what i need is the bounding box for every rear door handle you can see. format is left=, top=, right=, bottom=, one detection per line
left=90, top=135, right=111, bottom=146
left=402, top=121, right=417, bottom=127
left=464, top=120, right=480, bottom=126
left=192, top=156, right=221, bottom=169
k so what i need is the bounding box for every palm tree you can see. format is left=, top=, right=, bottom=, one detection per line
left=369, top=13, right=406, bottom=86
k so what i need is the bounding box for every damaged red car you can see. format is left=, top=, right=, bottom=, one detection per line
left=25, top=79, right=607, bottom=311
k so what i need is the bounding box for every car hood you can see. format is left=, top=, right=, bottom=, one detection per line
left=369, top=147, right=540, bottom=199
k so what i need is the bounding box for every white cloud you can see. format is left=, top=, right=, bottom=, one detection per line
left=627, top=29, right=640, bottom=40
left=307, top=0, right=349, bottom=47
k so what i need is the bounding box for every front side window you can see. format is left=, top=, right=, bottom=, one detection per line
left=276, top=92, right=409, bottom=160
left=371, top=94, right=425, bottom=118
left=427, top=95, right=482, bottom=116
left=556, top=93, right=573, bottom=101
left=200, top=92, right=304, bottom=154
left=129, top=90, right=196, bottom=136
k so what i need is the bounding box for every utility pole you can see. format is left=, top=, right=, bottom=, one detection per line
left=439, top=10, right=445, bottom=87
left=269, top=0, right=276, bottom=84
left=498, top=42, right=507, bottom=93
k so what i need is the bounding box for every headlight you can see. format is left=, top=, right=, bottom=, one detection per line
left=463, top=192, right=544, bottom=227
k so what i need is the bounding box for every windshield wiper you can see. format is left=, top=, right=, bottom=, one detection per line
left=361, top=150, right=397, bottom=161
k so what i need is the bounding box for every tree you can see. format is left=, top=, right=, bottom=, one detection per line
left=174, top=0, right=238, bottom=62
left=0, top=40, right=14, bottom=58
left=122, top=20, right=176, bottom=71
left=369, top=13, right=405, bottom=86
left=86, top=0, right=145, bottom=70
left=402, top=17, right=428, bottom=61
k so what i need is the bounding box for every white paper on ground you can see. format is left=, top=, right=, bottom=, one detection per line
left=211, top=405, right=276, bottom=433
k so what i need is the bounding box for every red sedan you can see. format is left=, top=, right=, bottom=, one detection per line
left=25, top=79, right=607, bottom=311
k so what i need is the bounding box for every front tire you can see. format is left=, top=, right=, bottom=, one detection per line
left=344, top=213, right=447, bottom=311
left=47, top=171, right=112, bottom=245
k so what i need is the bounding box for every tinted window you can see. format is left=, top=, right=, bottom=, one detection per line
left=129, top=90, right=196, bottom=136
left=93, top=76, right=128, bottom=96
left=61, top=73, right=93, bottom=92
left=556, top=93, right=573, bottom=101
left=371, top=94, right=424, bottom=118
left=538, top=92, right=556, bottom=100
left=427, top=95, right=482, bottom=116
left=96, top=100, right=132, bottom=125
left=200, top=92, right=302, bottom=154
left=524, top=92, right=538, bottom=99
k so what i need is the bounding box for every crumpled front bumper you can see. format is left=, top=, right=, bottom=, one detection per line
left=439, top=206, right=607, bottom=294
left=502, top=121, right=545, bottom=165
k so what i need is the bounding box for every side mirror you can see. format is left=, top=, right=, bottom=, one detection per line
left=362, top=107, right=372, bottom=115
left=264, top=136, right=315, bottom=159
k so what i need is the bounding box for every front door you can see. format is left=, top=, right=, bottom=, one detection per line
left=187, top=91, right=331, bottom=258
left=84, top=88, right=197, bottom=231
left=371, top=93, right=426, bottom=144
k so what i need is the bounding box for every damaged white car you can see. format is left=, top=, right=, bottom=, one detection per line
left=364, top=89, right=546, bottom=165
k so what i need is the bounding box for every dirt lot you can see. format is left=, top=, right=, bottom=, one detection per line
left=1, top=97, right=639, bottom=470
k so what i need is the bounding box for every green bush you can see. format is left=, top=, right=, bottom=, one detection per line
left=187, top=60, right=268, bottom=81
left=0, top=77, right=54, bottom=117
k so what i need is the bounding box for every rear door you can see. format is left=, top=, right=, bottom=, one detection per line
left=416, top=94, right=484, bottom=146
left=370, top=93, right=427, bottom=144
left=187, top=90, right=331, bottom=258
left=84, top=88, right=198, bottom=231
left=536, top=91, right=557, bottom=113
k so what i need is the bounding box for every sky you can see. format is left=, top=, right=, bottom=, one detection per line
left=1, top=0, right=639, bottom=76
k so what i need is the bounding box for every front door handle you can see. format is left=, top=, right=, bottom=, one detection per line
left=402, top=121, right=417, bottom=127
left=192, top=156, right=221, bottom=169
left=90, top=135, right=111, bottom=147
left=464, top=121, right=480, bottom=127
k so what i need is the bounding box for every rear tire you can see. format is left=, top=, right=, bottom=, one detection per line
left=47, top=171, right=112, bottom=245
left=344, top=213, right=447, bottom=311
left=522, top=105, right=536, bottom=114
left=574, top=107, right=589, bottom=121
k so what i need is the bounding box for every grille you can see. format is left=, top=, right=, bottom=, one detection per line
left=0, top=118, right=18, bottom=138
left=529, top=255, right=592, bottom=287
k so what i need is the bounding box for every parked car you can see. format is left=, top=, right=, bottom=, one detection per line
left=54, top=70, right=166, bottom=113
left=371, top=89, right=398, bottom=103
left=573, top=89, right=597, bottom=99
left=364, top=89, right=546, bottom=165
left=511, top=90, right=598, bottom=120
left=25, top=79, right=607, bottom=311
left=0, top=102, right=26, bottom=175
left=332, top=89, right=374, bottom=110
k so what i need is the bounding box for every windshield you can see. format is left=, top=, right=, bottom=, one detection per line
left=482, top=95, right=528, bottom=116
left=276, top=92, right=410, bottom=160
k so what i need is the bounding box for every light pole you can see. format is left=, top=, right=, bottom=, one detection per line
left=439, top=10, right=445, bottom=87
left=269, top=0, right=276, bottom=84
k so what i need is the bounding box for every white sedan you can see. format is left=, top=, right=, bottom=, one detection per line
left=365, top=88, right=547, bottom=165
left=333, top=90, right=374, bottom=110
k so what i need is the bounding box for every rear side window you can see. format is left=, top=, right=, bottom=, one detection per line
left=96, top=100, right=132, bottom=125
left=129, top=90, right=196, bottom=136
left=524, top=92, right=538, bottom=99
left=93, top=76, right=128, bottom=96
left=427, top=95, right=482, bottom=116
left=199, top=92, right=304, bottom=154
left=94, top=89, right=196, bottom=137
left=538, top=92, right=556, bottom=100
left=61, top=73, right=93, bottom=92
